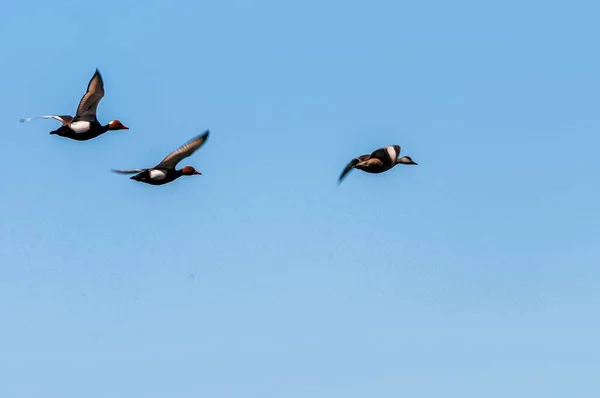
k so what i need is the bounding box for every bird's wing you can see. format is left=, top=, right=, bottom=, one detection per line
left=111, top=168, right=147, bottom=174
left=74, top=69, right=105, bottom=122
left=20, top=115, right=73, bottom=125
left=155, top=130, right=210, bottom=169
left=338, top=154, right=369, bottom=184
left=370, top=145, right=401, bottom=164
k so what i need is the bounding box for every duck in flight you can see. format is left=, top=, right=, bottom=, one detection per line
left=112, top=130, right=210, bottom=185
left=338, top=145, right=417, bottom=184
left=20, top=69, right=128, bottom=141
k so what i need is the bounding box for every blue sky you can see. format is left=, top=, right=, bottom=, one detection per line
left=1, top=0, right=599, bottom=396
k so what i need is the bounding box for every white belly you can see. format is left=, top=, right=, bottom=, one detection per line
left=70, top=121, right=91, bottom=133
left=386, top=146, right=398, bottom=161
left=149, top=169, right=167, bottom=180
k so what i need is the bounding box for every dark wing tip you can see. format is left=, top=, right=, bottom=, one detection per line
left=90, top=68, right=104, bottom=86
left=338, top=172, right=350, bottom=185
left=338, top=157, right=359, bottom=184
left=189, top=129, right=210, bottom=144
left=193, top=129, right=210, bottom=145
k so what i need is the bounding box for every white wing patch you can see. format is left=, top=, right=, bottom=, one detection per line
left=69, top=121, right=91, bottom=133
left=385, top=146, right=398, bottom=162
left=149, top=170, right=167, bottom=180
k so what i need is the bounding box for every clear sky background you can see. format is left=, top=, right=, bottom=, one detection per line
left=1, top=0, right=599, bottom=397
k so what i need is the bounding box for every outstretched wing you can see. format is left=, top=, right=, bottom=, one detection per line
left=338, top=154, right=369, bottom=184
left=155, top=130, right=210, bottom=169
left=74, top=69, right=105, bottom=122
left=111, top=168, right=147, bottom=174
left=369, top=145, right=401, bottom=164
left=20, top=115, right=73, bottom=125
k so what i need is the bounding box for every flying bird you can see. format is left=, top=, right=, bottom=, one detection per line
left=338, top=145, right=417, bottom=184
left=20, top=69, right=128, bottom=140
left=112, top=130, right=210, bottom=185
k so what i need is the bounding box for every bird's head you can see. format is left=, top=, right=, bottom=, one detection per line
left=181, top=166, right=202, bottom=175
left=107, top=120, right=129, bottom=130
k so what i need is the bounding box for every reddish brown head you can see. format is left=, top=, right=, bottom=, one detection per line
left=181, top=166, right=201, bottom=176
left=107, top=120, right=129, bottom=130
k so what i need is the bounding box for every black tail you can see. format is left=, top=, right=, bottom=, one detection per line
left=50, top=125, right=67, bottom=135
left=130, top=171, right=148, bottom=182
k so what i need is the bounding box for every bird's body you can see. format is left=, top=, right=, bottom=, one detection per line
left=338, top=145, right=417, bottom=184
left=128, top=168, right=184, bottom=186
left=112, top=130, right=210, bottom=186
left=50, top=120, right=109, bottom=141
left=20, top=69, right=128, bottom=140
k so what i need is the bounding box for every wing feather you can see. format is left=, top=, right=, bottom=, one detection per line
left=155, top=130, right=210, bottom=169
left=20, top=115, right=73, bottom=125
left=338, top=154, right=369, bottom=184
left=74, top=69, right=105, bottom=121
left=111, top=168, right=147, bottom=174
